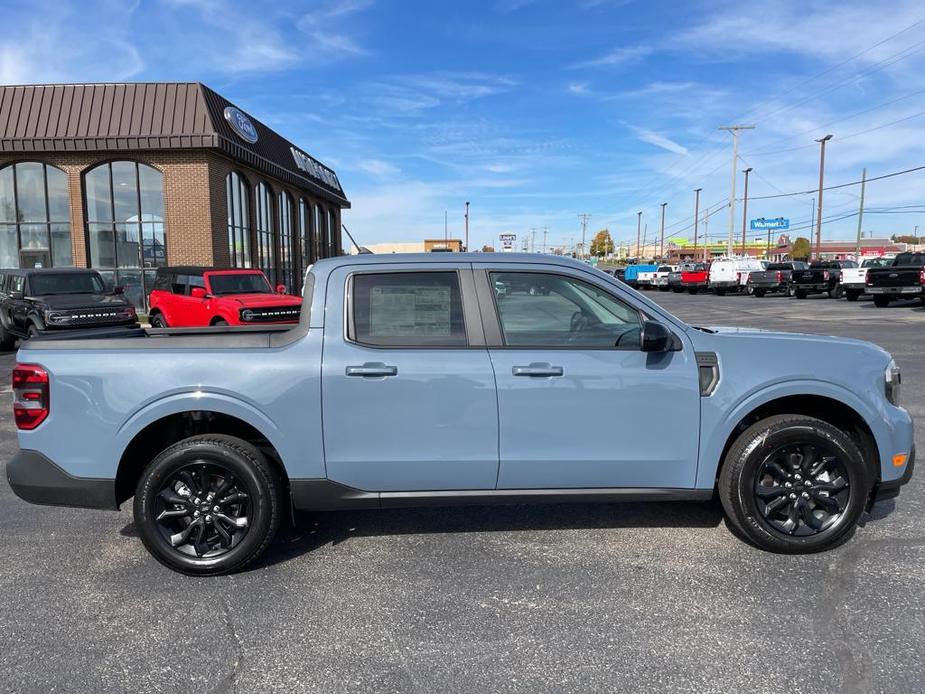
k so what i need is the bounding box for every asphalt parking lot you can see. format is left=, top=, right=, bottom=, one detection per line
left=1, top=290, right=923, bottom=694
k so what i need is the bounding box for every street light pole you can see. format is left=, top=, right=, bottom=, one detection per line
left=855, top=168, right=867, bottom=258
left=659, top=202, right=667, bottom=260
left=692, top=188, right=701, bottom=259
left=741, top=167, right=752, bottom=256
left=719, top=125, right=755, bottom=257
left=464, top=201, right=470, bottom=251
left=814, top=134, right=833, bottom=259
left=636, top=211, right=642, bottom=260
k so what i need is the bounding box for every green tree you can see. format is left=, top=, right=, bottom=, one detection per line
left=589, top=229, right=614, bottom=257
left=791, top=236, right=811, bottom=259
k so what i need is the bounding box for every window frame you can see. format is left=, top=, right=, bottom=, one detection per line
left=476, top=268, right=648, bottom=351
left=0, top=161, right=73, bottom=268
left=343, top=268, right=483, bottom=349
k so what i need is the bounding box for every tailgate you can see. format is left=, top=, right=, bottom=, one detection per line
left=868, top=269, right=920, bottom=287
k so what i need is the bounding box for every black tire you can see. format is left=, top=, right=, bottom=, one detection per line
left=26, top=323, right=40, bottom=338
left=0, top=325, right=15, bottom=351
left=845, top=289, right=860, bottom=302
left=718, top=415, right=870, bottom=553
left=149, top=312, right=168, bottom=328
left=753, top=288, right=767, bottom=298
left=787, top=285, right=796, bottom=297
left=795, top=289, right=807, bottom=299
left=134, top=434, right=281, bottom=575
left=873, top=295, right=890, bottom=308
left=829, top=284, right=843, bottom=299
left=745, top=285, right=754, bottom=296
left=211, top=318, right=229, bottom=326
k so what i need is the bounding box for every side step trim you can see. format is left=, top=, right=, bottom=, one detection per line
left=290, top=479, right=712, bottom=511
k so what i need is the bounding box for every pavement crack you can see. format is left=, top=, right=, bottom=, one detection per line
left=210, top=594, right=245, bottom=694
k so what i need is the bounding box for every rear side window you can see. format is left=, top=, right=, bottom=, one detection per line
left=9, top=276, right=24, bottom=293
left=350, top=272, right=467, bottom=347
left=153, top=272, right=173, bottom=292
left=172, top=275, right=188, bottom=295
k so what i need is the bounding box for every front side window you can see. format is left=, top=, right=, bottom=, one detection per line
left=278, top=191, right=294, bottom=291
left=0, top=162, right=72, bottom=269
left=351, top=272, right=467, bottom=347
left=255, top=182, right=275, bottom=284
left=491, top=272, right=641, bottom=348
left=84, top=160, right=165, bottom=310
left=226, top=172, right=251, bottom=268
left=208, top=272, right=272, bottom=296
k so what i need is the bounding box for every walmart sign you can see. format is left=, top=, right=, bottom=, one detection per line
left=750, top=217, right=790, bottom=231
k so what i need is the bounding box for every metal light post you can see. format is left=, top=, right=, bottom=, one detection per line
left=464, top=201, right=470, bottom=252
left=692, top=189, right=701, bottom=259
left=636, top=211, right=642, bottom=260
left=855, top=168, right=867, bottom=257
left=740, top=167, right=752, bottom=256
left=814, top=135, right=833, bottom=259
left=659, top=202, right=667, bottom=260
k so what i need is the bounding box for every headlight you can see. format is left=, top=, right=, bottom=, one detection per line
left=885, top=360, right=901, bottom=406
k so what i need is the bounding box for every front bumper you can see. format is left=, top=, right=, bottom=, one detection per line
left=6, top=449, right=117, bottom=510
left=866, top=286, right=923, bottom=295
left=871, top=446, right=915, bottom=505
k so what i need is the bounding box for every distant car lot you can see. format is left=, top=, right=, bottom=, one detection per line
left=1, top=290, right=923, bottom=693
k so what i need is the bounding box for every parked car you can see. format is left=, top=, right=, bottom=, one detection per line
left=623, top=264, right=657, bottom=289
left=841, top=256, right=895, bottom=302
left=680, top=263, right=710, bottom=294
left=0, top=268, right=137, bottom=348
left=865, top=252, right=925, bottom=307
left=709, top=257, right=765, bottom=295
left=746, top=261, right=809, bottom=297
left=635, top=265, right=660, bottom=290
left=666, top=265, right=691, bottom=293
left=652, top=265, right=678, bottom=291
left=147, top=267, right=302, bottom=328
left=8, top=253, right=914, bottom=574
left=791, top=260, right=858, bottom=299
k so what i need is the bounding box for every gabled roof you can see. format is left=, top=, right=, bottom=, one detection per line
left=0, top=82, right=348, bottom=207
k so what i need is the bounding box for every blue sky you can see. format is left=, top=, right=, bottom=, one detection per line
left=2, top=0, right=925, bottom=252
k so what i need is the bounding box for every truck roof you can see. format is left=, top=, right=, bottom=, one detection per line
left=314, top=253, right=595, bottom=269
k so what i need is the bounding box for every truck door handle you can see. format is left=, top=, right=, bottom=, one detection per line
left=346, top=363, right=398, bottom=377
left=512, top=363, right=564, bottom=377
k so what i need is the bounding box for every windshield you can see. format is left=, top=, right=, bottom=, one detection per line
left=208, top=273, right=272, bottom=295
left=29, top=273, right=105, bottom=295
left=862, top=258, right=891, bottom=268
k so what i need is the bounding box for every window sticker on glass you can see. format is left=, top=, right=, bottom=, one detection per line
left=370, top=285, right=451, bottom=336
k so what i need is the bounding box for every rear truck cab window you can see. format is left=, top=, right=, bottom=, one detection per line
left=4, top=253, right=915, bottom=575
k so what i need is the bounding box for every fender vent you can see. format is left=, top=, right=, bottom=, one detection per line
left=695, top=352, right=720, bottom=397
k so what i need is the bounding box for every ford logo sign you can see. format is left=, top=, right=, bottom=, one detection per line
left=223, top=106, right=258, bottom=144
left=889, top=273, right=899, bottom=278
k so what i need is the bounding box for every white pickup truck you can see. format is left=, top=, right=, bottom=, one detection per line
left=840, top=256, right=895, bottom=302
left=652, top=265, right=678, bottom=291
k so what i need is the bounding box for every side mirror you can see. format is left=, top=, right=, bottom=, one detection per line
left=276, top=283, right=287, bottom=295
left=641, top=321, right=677, bottom=352
left=190, top=287, right=208, bottom=299
left=113, top=285, right=125, bottom=295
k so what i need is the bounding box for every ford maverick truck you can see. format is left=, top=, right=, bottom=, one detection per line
left=6, top=254, right=914, bottom=575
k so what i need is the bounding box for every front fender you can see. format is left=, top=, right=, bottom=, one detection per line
left=696, top=379, right=895, bottom=488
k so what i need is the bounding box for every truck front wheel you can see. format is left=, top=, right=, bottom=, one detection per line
left=134, top=435, right=281, bottom=575
left=718, top=415, right=869, bottom=554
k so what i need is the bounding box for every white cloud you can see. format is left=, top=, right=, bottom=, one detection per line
left=568, top=45, right=651, bottom=69
left=568, top=82, right=590, bottom=95
left=355, top=159, right=401, bottom=177
left=628, top=126, right=690, bottom=155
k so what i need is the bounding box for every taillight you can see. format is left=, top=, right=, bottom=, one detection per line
left=776, top=271, right=783, bottom=283
left=13, top=364, right=49, bottom=430
left=920, top=268, right=925, bottom=285
left=736, top=272, right=741, bottom=282
left=866, top=273, right=874, bottom=286
left=823, top=271, right=830, bottom=281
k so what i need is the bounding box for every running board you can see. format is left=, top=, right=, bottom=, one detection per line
left=290, top=479, right=713, bottom=512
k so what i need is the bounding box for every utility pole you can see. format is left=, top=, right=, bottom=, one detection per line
left=741, top=167, right=752, bottom=256
left=855, top=168, right=867, bottom=257
left=444, top=210, right=448, bottom=242
left=719, top=125, right=755, bottom=257
left=814, top=134, right=833, bottom=259
left=636, top=211, right=642, bottom=260
left=702, top=213, right=709, bottom=262
left=810, top=198, right=815, bottom=245
left=578, top=213, right=591, bottom=261
left=542, top=226, right=549, bottom=254
left=464, top=201, right=470, bottom=252
left=692, top=189, right=701, bottom=258
left=659, top=202, right=667, bottom=260
left=530, top=228, right=537, bottom=253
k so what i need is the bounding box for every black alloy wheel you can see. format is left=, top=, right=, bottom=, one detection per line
left=719, top=414, right=869, bottom=553
left=149, top=313, right=167, bottom=328
left=135, top=435, right=281, bottom=575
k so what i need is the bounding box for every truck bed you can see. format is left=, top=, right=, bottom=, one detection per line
left=23, top=324, right=299, bottom=350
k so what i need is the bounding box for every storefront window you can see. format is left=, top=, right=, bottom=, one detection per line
left=255, top=182, right=276, bottom=285
left=0, top=162, right=73, bottom=269
left=84, top=161, right=165, bottom=310
left=226, top=172, right=251, bottom=268
left=278, top=191, right=294, bottom=292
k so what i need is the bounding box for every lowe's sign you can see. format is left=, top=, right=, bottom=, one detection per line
left=750, top=217, right=790, bottom=231
left=291, top=147, right=342, bottom=192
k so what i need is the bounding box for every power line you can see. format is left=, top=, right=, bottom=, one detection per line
left=747, top=163, right=925, bottom=201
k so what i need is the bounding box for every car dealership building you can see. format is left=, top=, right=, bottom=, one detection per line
left=0, top=82, right=350, bottom=309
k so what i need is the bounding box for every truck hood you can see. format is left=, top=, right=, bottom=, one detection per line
left=220, top=293, right=303, bottom=307
left=31, top=293, right=133, bottom=310
left=693, top=325, right=890, bottom=364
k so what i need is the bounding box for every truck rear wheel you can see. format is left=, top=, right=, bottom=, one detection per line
left=795, top=289, right=807, bottom=299
left=829, top=284, right=843, bottom=299
left=134, top=434, right=281, bottom=575
left=873, top=295, right=890, bottom=308
left=718, top=415, right=869, bottom=554
left=753, top=288, right=767, bottom=298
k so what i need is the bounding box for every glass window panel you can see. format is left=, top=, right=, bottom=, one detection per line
left=111, top=161, right=139, bottom=223
left=46, top=166, right=69, bottom=221
left=137, top=164, right=163, bottom=221
left=84, top=165, right=112, bottom=222
left=117, top=223, right=141, bottom=268
left=19, top=223, right=47, bottom=250
left=96, top=270, right=115, bottom=291
left=117, top=269, right=144, bottom=310
left=0, top=225, right=17, bottom=267
left=0, top=166, right=16, bottom=222
left=144, top=270, right=157, bottom=306
left=51, top=223, right=73, bottom=267
left=142, top=222, right=166, bottom=267
left=352, top=272, right=467, bottom=347
left=15, top=162, right=47, bottom=222
left=88, top=223, right=116, bottom=268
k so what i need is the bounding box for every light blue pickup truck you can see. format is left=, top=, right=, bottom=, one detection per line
left=6, top=254, right=915, bottom=575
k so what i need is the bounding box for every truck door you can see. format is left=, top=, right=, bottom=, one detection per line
left=321, top=263, right=499, bottom=491
left=474, top=263, right=701, bottom=489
